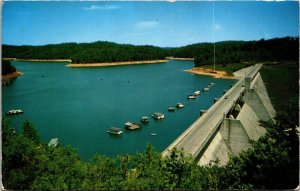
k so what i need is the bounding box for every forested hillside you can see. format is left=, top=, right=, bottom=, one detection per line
left=2, top=37, right=298, bottom=65
left=2, top=41, right=168, bottom=63
left=171, top=37, right=298, bottom=66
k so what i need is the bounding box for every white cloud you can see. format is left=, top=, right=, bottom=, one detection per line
left=137, top=21, right=160, bottom=28
left=83, top=5, right=120, bottom=10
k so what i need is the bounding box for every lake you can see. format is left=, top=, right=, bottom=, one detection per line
left=2, top=60, right=235, bottom=160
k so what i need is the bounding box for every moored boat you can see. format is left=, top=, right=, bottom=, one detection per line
left=48, top=138, right=59, bottom=147
left=107, top=127, right=123, bottom=135
left=176, top=103, right=185, bottom=108
left=203, top=87, right=209, bottom=92
left=6, top=109, right=24, bottom=115
left=152, top=112, right=165, bottom=120
left=188, top=95, right=196, bottom=99
left=141, top=116, right=149, bottom=124
left=193, top=90, right=201, bottom=96
left=124, top=122, right=142, bottom=130
left=168, top=107, right=176, bottom=112
left=150, top=133, right=157, bottom=136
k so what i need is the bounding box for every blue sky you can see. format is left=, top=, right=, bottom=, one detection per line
left=2, top=1, right=299, bottom=47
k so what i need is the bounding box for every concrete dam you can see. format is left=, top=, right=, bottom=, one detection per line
left=162, top=64, right=276, bottom=166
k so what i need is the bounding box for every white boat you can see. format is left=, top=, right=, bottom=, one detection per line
left=193, top=90, right=201, bottom=96
left=203, top=87, right=209, bottom=92
left=152, top=112, right=165, bottom=120
left=176, top=103, right=185, bottom=108
left=168, top=107, right=176, bottom=112
left=188, top=95, right=196, bottom=99
left=6, top=109, right=24, bottom=115
left=48, top=138, right=59, bottom=147
left=150, top=133, right=157, bottom=136
left=107, top=127, right=123, bottom=135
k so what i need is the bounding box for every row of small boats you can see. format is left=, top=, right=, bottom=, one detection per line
left=187, top=82, right=215, bottom=100
left=107, top=112, right=165, bottom=135
left=107, top=82, right=216, bottom=136
left=108, top=102, right=189, bottom=135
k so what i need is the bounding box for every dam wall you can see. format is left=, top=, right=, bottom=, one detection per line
left=246, top=73, right=276, bottom=123
left=197, top=71, right=275, bottom=166
left=163, top=64, right=276, bottom=166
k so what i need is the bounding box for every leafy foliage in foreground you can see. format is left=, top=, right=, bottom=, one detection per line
left=2, top=105, right=299, bottom=190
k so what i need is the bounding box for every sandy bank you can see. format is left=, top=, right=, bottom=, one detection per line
left=185, top=67, right=236, bottom=79
left=66, top=60, right=168, bottom=67
left=3, top=58, right=17, bottom=61
left=2, top=72, right=23, bottom=79
left=167, top=57, right=195, bottom=61
left=6, top=58, right=72, bottom=62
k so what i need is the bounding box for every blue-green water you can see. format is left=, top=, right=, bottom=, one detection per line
left=2, top=60, right=235, bottom=160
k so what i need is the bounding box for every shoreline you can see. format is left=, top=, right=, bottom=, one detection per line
left=2, top=71, right=23, bottom=80
left=185, top=67, right=237, bottom=79
left=166, top=57, right=195, bottom=61
left=66, top=60, right=168, bottom=67
left=3, top=58, right=72, bottom=62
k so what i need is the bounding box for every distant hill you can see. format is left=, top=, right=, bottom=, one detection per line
left=170, top=37, right=299, bottom=66
left=2, top=41, right=168, bottom=64
left=2, top=37, right=298, bottom=65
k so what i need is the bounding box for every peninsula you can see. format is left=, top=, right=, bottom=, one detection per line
left=185, top=67, right=236, bottom=79
left=66, top=60, right=168, bottom=67
left=2, top=71, right=22, bottom=79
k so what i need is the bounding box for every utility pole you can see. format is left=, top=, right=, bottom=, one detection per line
left=213, top=1, right=216, bottom=71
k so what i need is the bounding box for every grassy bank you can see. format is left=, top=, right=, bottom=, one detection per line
left=202, top=62, right=298, bottom=111
left=260, top=61, right=299, bottom=111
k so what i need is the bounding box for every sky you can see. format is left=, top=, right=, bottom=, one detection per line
left=2, top=1, right=299, bottom=47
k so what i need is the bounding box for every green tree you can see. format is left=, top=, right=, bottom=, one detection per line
left=2, top=60, right=16, bottom=75
left=30, top=146, right=84, bottom=190
left=2, top=121, right=42, bottom=189
left=22, top=120, right=40, bottom=145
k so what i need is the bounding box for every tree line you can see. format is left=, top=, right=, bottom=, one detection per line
left=2, top=60, right=16, bottom=75
left=2, top=103, right=299, bottom=190
left=172, top=37, right=298, bottom=67
left=2, top=36, right=298, bottom=65
left=2, top=41, right=168, bottom=64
